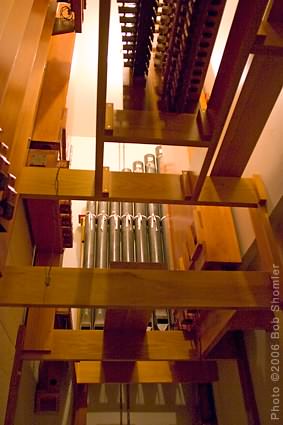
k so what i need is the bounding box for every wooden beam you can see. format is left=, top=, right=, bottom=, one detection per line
left=75, top=360, right=219, bottom=383
left=0, top=266, right=272, bottom=309
left=249, top=206, right=282, bottom=272
left=192, top=0, right=268, bottom=198
left=229, top=310, right=273, bottom=331
left=18, top=167, right=260, bottom=207
left=253, top=21, right=283, bottom=56
left=95, top=0, right=111, bottom=196
left=72, top=383, right=88, bottom=425
left=32, top=33, right=75, bottom=142
left=104, top=109, right=210, bottom=146
left=22, top=330, right=198, bottom=361
left=235, top=331, right=261, bottom=425
left=211, top=54, right=283, bottom=177
left=24, top=307, right=55, bottom=351
left=200, top=310, right=236, bottom=357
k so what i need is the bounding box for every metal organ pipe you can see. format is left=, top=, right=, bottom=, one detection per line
left=96, top=201, right=109, bottom=268
left=80, top=200, right=96, bottom=329
left=109, top=201, right=120, bottom=263
left=133, top=160, right=150, bottom=263
left=144, top=154, right=163, bottom=264
left=155, top=145, right=171, bottom=269
left=121, top=168, right=135, bottom=262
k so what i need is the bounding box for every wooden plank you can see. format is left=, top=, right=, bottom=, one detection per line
left=75, top=360, right=219, bottom=383
left=22, top=330, right=198, bottom=361
left=18, top=167, right=260, bottom=206
left=95, top=0, right=111, bottom=196
left=0, top=0, right=52, bottom=151
left=32, top=33, right=75, bottom=142
left=0, top=0, right=57, bottom=271
left=0, top=0, right=34, bottom=104
left=104, top=109, right=210, bottom=146
left=192, top=0, right=268, bottom=198
left=211, top=54, right=283, bottom=177
left=0, top=266, right=273, bottom=309
left=24, top=307, right=55, bottom=351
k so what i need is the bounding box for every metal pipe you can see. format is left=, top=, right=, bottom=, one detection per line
left=80, top=200, right=96, bottom=329
left=144, top=154, right=163, bottom=264
left=155, top=145, right=171, bottom=269
left=133, top=161, right=149, bottom=263
left=94, top=201, right=108, bottom=329
left=121, top=168, right=135, bottom=262
left=96, top=201, right=108, bottom=268
left=109, top=201, right=120, bottom=263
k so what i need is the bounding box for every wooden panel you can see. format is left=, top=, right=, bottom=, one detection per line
left=193, top=206, right=241, bottom=264
left=24, top=307, right=55, bottom=351
left=0, top=266, right=272, bottom=309
left=104, top=110, right=210, bottom=146
left=75, top=360, right=219, bottom=383
left=22, top=330, right=198, bottom=361
left=211, top=54, right=283, bottom=177
left=18, top=167, right=260, bottom=207
left=32, top=33, right=75, bottom=142
left=95, top=0, right=111, bottom=196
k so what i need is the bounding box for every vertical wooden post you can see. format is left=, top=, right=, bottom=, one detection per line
left=95, top=0, right=111, bottom=196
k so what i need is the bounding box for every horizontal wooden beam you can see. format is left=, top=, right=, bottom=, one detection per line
left=22, top=330, right=198, bottom=361
left=75, top=360, right=219, bottom=383
left=104, top=109, right=210, bottom=146
left=18, top=167, right=260, bottom=207
left=0, top=266, right=272, bottom=309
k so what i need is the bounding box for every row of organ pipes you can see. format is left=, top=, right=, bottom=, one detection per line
left=80, top=147, right=198, bottom=332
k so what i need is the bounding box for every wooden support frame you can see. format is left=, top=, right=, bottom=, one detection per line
left=191, top=0, right=269, bottom=198
left=21, top=330, right=198, bottom=361
left=0, top=266, right=272, bottom=309
left=74, top=360, right=219, bottom=384
left=95, top=0, right=111, bottom=196
left=18, top=167, right=260, bottom=207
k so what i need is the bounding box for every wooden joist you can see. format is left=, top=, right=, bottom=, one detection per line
left=21, top=330, right=198, bottom=361
left=0, top=266, right=272, bottom=309
left=18, top=167, right=260, bottom=207
left=75, top=360, right=219, bottom=383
